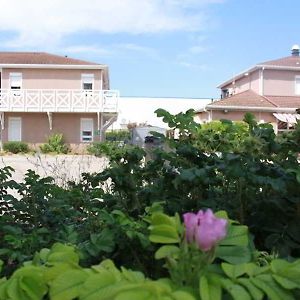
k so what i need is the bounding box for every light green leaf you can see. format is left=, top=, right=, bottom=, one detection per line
left=219, top=225, right=249, bottom=246
left=272, top=274, right=300, bottom=290
left=237, top=278, right=263, bottom=300
left=221, top=278, right=251, bottom=300
left=215, top=246, right=251, bottom=264
left=221, top=263, right=247, bottom=279
left=50, top=269, right=89, bottom=300
left=172, top=290, right=196, bottom=300
left=199, top=275, right=221, bottom=300
left=251, top=274, right=294, bottom=300
left=149, top=225, right=180, bottom=244
left=79, top=271, right=118, bottom=300
left=114, top=289, right=152, bottom=300
left=155, top=245, right=180, bottom=260
left=151, top=213, right=176, bottom=227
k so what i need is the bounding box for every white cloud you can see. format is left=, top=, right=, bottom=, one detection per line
left=0, top=0, right=224, bottom=48
left=62, top=43, right=160, bottom=61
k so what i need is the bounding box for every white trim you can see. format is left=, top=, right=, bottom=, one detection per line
left=9, top=72, right=22, bottom=89
left=259, top=67, right=264, bottom=95
left=0, top=64, right=106, bottom=70
left=81, top=74, right=94, bottom=90
left=295, top=75, right=300, bottom=95
left=205, top=105, right=297, bottom=113
left=8, top=117, right=22, bottom=141
left=80, top=118, right=94, bottom=142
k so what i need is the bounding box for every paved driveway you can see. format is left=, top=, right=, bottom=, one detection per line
left=0, top=154, right=108, bottom=185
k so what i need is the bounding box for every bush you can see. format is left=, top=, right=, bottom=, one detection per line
left=106, top=129, right=131, bottom=142
left=3, top=141, right=29, bottom=153
left=40, top=133, right=69, bottom=154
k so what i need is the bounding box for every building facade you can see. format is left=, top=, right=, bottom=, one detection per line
left=197, top=45, right=300, bottom=133
left=0, top=52, right=119, bottom=149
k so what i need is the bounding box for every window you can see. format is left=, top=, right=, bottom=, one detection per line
left=81, top=74, right=94, bottom=90
left=80, top=118, right=93, bottom=142
left=8, top=117, right=22, bottom=141
left=10, top=73, right=22, bottom=89
left=295, top=76, right=300, bottom=95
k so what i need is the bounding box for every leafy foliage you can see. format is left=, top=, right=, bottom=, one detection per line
left=40, top=133, right=69, bottom=154
left=3, top=141, right=29, bottom=153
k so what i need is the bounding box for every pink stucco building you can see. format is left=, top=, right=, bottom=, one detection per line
left=197, top=45, right=300, bottom=133
left=0, top=52, right=119, bottom=149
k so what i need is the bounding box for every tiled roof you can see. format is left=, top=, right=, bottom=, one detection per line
left=266, top=95, right=300, bottom=108
left=259, top=56, right=300, bottom=68
left=0, top=52, right=100, bottom=65
left=207, top=90, right=276, bottom=108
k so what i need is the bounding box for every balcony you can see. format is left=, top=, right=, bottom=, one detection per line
left=0, top=89, right=119, bottom=113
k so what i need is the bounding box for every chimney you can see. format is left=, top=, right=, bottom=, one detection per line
left=291, top=44, right=300, bottom=56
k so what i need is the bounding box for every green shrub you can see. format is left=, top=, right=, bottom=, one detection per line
left=3, top=141, right=29, bottom=153
left=106, top=129, right=131, bottom=142
left=40, top=133, right=69, bottom=154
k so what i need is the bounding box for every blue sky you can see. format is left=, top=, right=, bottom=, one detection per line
left=0, top=0, right=300, bottom=98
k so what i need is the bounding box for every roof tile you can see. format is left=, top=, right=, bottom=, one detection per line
left=259, top=56, right=300, bottom=67
left=0, top=52, right=100, bottom=65
left=208, top=90, right=276, bottom=108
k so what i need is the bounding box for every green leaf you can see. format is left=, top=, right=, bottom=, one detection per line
left=172, top=290, right=196, bottom=300
left=237, top=278, right=263, bottom=300
left=7, top=266, right=47, bottom=300
left=155, top=245, right=180, bottom=260
left=79, top=271, right=118, bottom=300
left=50, top=269, right=89, bottom=300
left=251, top=274, right=294, bottom=300
left=221, top=263, right=247, bottom=279
left=272, top=275, right=300, bottom=290
left=221, top=278, right=251, bottom=300
left=219, top=225, right=249, bottom=246
left=215, top=246, right=251, bottom=264
left=114, top=289, right=152, bottom=300
left=151, top=213, right=176, bottom=227
left=199, top=275, right=221, bottom=300
left=149, top=225, right=180, bottom=244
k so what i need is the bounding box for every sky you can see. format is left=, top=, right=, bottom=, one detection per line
left=0, top=0, right=300, bottom=99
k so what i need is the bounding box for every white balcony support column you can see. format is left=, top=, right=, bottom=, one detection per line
left=98, top=112, right=105, bottom=142
left=0, top=112, right=4, bottom=130
left=47, top=112, right=53, bottom=130
left=0, top=112, right=4, bottom=152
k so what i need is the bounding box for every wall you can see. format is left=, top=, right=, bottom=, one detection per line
left=222, top=70, right=260, bottom=95
left=2, top=112, right=100, bottom=144
left=263, top=69, right=300, bottom=96
left=1, top=68, right=103, bottom=90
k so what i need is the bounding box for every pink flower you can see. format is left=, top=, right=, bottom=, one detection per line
left=183, top=209, right=227, bottom=252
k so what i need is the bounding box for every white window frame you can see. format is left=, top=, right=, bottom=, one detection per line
left=9, top=72, right=22, bottom=89
left=8, top=117, right=22, bottom=141
left=295, top=75, right=300, bottom=95
left=80, top=118, right=94, bottom=142
left=81, top=74, right=94, bottom=90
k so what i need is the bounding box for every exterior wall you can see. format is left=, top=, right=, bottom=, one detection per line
left=263, top=69, right=300, bottom=96
left=202, top=110, right=277, bottom=132
left=222, top=70, right=260, bottom=95
left=2, top=112, right=100, bottom=144
left=1, top=68, right=103, bottom=90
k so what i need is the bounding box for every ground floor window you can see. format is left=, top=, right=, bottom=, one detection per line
left=8, top=117, right=22, bottom=141
left=80, top=118, right=93, bottom=142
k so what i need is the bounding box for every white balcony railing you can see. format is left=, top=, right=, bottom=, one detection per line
left=0, top=89, right=119, bottom=113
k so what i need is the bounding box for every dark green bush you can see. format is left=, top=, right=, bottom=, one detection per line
left=106, top=129, right=131, bottom=142
left=40, top=133, right=69, bottom=154
left=3, top=141, right=29, bottom=153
